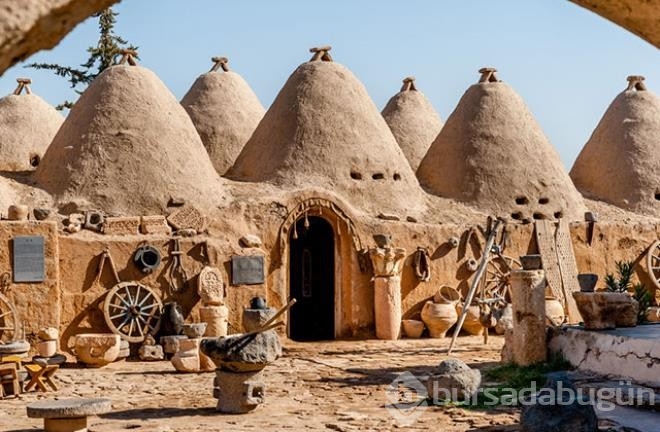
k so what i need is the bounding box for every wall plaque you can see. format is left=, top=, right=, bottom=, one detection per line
left=13, top=236, right=45, bottom=282
left=231, top=255, right=264, bottom=285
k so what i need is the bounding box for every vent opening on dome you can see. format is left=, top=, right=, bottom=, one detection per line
left=309, top=46, right=333, bottom=62
left=478, top=67, right=499, bottom=83
left=350, top=171, right=362, bottom=180
left=393, top=173, right=401, bottom=181
left=13, top=78, right=32, bottom=95
left=29, top=154, right=40, bottom=167
left=511, top=212, right=523, bottom=220
left=533, top=212, right=546, bottom=220
left=210, top=56, right=229, bottom=72
left=400, top=77, right=417, bottom=92
left=515, top=196, right=529, bottom=205
left=655, top=189, right=660, bottom=201
left=554, top=211, right=564, bottom=219
left=627, top=75, right=647, bottom=91
left=372, top=173, right=385, bottom=180
left=538, top=197, right=550, bottom=205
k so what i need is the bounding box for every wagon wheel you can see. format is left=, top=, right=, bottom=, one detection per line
left=646, top=240, right=660, bottom=291
left=0, top=292, right=19, bottom=343
left=103, top=281, right=162, bottom=343
left=481, top=254, right=521, bottom=302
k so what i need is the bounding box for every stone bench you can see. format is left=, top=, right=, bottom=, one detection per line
left=27, top=398, right=111, bottom=432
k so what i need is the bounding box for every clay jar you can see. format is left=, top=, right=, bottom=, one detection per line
left=455, top=303, right=484, bottom=336
left=545, top=297, right=565, bottom=326
left=401, top=320, right=425, bottom=338
left=421, top=286, right=460, bottom=338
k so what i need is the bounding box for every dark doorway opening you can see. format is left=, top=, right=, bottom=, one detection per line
left=289, top=216, right=335, bottom=341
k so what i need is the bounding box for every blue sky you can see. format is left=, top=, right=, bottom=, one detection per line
left=2, top=1, right=659, bottom=168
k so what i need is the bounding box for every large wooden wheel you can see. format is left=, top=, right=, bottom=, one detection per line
left=481, top=254, right=521, bottom=302
left=0, top=292, right=19, bottom=343
left=103, top=281, right=162, bottom=343
left=647, top=240, right=660, bottom=290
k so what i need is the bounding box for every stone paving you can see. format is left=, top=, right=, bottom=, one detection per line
left=0, top=336, right=519, bottom=432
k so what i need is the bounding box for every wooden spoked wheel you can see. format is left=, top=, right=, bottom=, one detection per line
left=647, top=240, right=660, bottom=291
left=0, top=293, right=19, bottom=343
left=481, top=255, right=521, bottom=302
left=103, top=281, right=162, bottom=343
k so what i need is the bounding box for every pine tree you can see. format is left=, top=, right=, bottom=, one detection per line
left=26, top=8, right=138, bottom=110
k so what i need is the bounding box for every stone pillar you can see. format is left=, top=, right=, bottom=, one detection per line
left=510, top=270, right=547, bottom=366
left=214, top=369, right=265, bottom=413
left=200, top=306, right=229, bottom=337
left=374, top=275, right=402, bottom=340
left=198, top=266, right=229, bottom=337
left=369, top=241, right=406, bottom=340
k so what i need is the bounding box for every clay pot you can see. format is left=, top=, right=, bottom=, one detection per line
left=646, top=306, right=660, bottom=323
left=578, top=274, right=598, bottom=293
left=421, top=287, right=460, bottom=338
left=402, top=320, right=425, bottom=338
left=455, top=304, right=484, bottom=336
left=37, top=340, right=57, bottom=357
left=74, top=333, right=121, bottom=367
left=545, top=297, right=566, bottom=326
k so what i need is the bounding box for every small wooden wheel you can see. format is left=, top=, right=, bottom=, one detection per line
left=103, top=281, right=162, bottom=343
left=646, top=240, right=660, bottom=290
left=0, top=293, right=19, bottom=343
left=481, top=254, right=521, bottom=302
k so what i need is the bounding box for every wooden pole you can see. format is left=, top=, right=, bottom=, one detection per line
left=447, top=218, right=503, bottom=354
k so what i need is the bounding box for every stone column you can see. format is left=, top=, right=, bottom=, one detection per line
left=198, top=266, right=229, bottom=337
left=374, top=275, right=402, bottom=340
left=510, top=270, right=547, bottom=366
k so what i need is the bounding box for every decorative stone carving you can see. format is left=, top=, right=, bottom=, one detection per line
left=74, top=334, right=121, bottom=367
left=369, top=245, right=406, bottom=277
left=140, top=215, right=172, bottom=235
left=197, top=266, right=225, bottom=306
left=572, top=292, right=639, bottom=329
left=102, top=216, right=140, bottom=235
left=167, top=205, right=208, bottom=232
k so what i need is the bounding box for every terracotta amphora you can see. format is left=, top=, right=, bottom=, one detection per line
left=421, top=286, right=460, bottom=338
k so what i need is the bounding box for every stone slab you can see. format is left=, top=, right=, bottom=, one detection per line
left=13, top=235, right=45, bottom=282
left=230, top=255, right=264, bottom=285
left=140, top=215, right=171, bottom=235
left=166, top=206, right=207, bottom=232
left=549, top=325, right=660, bottom=387
left=27, top=398, right=111, bottom=418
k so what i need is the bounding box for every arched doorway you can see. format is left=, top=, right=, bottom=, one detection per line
left=289, top=215, right=335, bottom=341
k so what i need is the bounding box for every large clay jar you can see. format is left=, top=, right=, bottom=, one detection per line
left=545, top=297, right=565, bottom=326
left=421, top=286, right=460, bottom=338
left=455, top=304, right=484, bottom=336
left=74, top=334, right=121, bottom=367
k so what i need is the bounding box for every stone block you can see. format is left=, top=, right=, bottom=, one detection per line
left=214, top=369, right=265, bottom=413
left=197, top=266, right=225, bottom=306
left=167, top=205, right=207, bottom=232
left=102, top=216, right=140, bottom=235
left=138, top=344, right=164, bottom=361
left=140, top=215, right=172, bottom=235
left=201, top=331, right=282, bottom=372
left=74, top=334, right=120, bottom=367
left=425, top=358, right=481, bottom=402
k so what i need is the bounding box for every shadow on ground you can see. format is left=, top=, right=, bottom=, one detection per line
left=100, top=406, right=218, bottom=420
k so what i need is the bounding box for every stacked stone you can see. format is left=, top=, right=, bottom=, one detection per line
left=201, top=298, right=282, bottom=413
left=34, top=327, right=66, bottom=365
left=170, top=323, right=215, bottom=373
left=197, top=266, right=229, bottom=337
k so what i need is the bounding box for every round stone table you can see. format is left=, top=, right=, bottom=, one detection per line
left=27, top=398, right=111, bottom=432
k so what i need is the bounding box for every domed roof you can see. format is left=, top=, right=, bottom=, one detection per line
left=227, top=46, right=424, bottom=214
left=417, top=68, right=585, bottom=221
left=570, top=75, right=660, bottom=217
left=382, top=77, right=443, bottom=171
left=181, top=57, right=265, bottom=175
left=34, top=51, right=221, bottom=215
left=0, top=78, right=62, bottom=171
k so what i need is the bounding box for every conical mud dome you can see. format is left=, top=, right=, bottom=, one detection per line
left=34, top=51, right=221, bottom=215
left=417, top=68, right=585, bottom=221
left=181, top=57, right=265, bottom=175
left=382, top=77, right=443, bottom=171
left=228, top=46, right=424, bottom=214
left=570, top=76, right=660, bottom=216
left=0, top=78, right=63, bottom=171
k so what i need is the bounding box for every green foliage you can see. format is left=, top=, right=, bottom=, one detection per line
left=25, top=8, right=137, bottom=110
left=604, top=260, right=635, bottom=293
left=633, top=283, right=652, bottom=324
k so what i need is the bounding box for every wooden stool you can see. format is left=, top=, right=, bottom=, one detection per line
left=0, top=363, right=20, bottom=398
left=25, top=363, right=58, bottom=392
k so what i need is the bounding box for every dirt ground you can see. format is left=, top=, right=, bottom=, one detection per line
left=0, top=336, right=520, bottom=432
